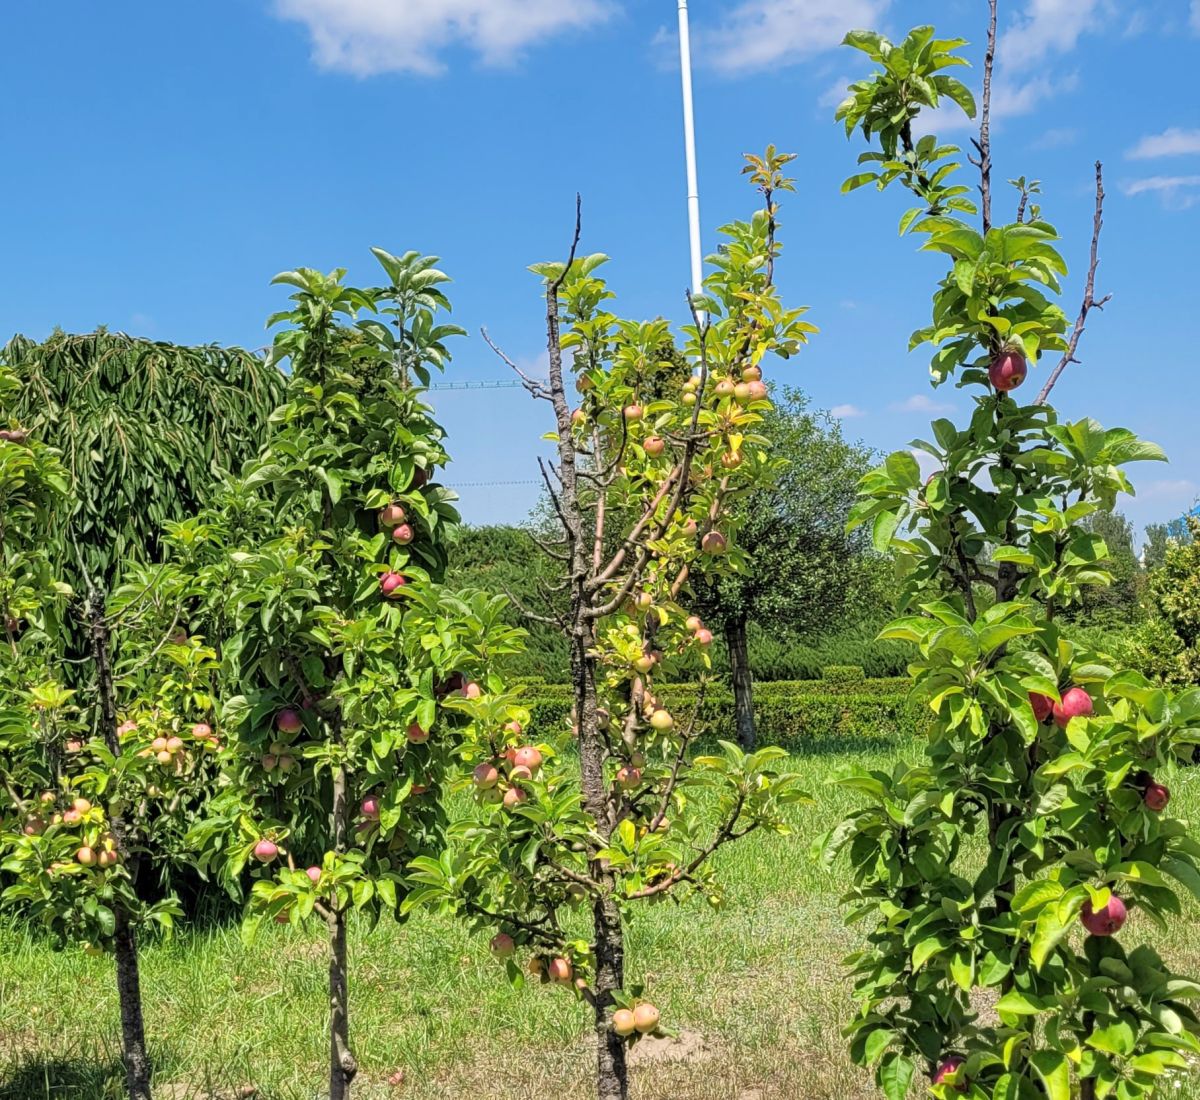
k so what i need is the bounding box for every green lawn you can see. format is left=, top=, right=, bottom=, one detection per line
left=2, top=737, right=1199, bottom=1100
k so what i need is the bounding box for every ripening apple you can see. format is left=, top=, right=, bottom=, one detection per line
left=746, top=380, right=769, bottom=401
left=576, top=373, right=595, bottom=392
left=1029, top=692, right=1054, bottom=723
left=644, top=436, right=666, bottom=457
left=682, top=377, right=698, bottom=394
left=63, top=809, right=83, bottom=825
left=192, top=722, right=213, bottom=740
left=306, top=866, right=322, bottom=884
left=253, top=839, right=279, bottom=863
left=720, top=450, right=743, bottom=470
left=361, top=796, right=381, bottom=820
left=649, top=709, right=674, bottom=732
left=509, top=764, right=534, bottom=782
left=615, top=766, right=642, bottom=790
left=504, top=720, right=523, bottom=736
left=934, top=1056, right=967, bottom=1092
left=65, top=738, right=84, bottom=753
left=682, top=517, right=698, bottom=537
left=98, top=849, right=119, bottom=868
left=379, top=503, right=406, bottom=527
left=73, top=798, right=92, bottom=814
left=1052, top=687, right=1093, bottom=728
left=989, top=350, right=1028, bottom=392
left=490, top=933, right=516, bottom=957
left=23, top=816, right=46, bottom=836
left=277, top=755, right=297, bottom=773
left=276, top=709, right=303, bottom=735
left=528, top=957, right=545, bottom=977
left=1080, top=894, right=1127, bottom=936
left=682, top=391, right=697, bottom=406
left=392, top=524, right=414, bottom=545
left=410, top=467, right=429, bottom=490
left=478, top=785, right=503, bottom=806
left=261, top=753, right=278, bottom=771
left=633, top=1003, right=660, bottom=1033
left=1145, top=782, right=1171, bottom=812
left=694, top=628, right=713, bottom=646
left=571, top=408, right=585, bottom=426
left=152, top=737, right=169, bottom=753
left=514, top=746, right=543, bottom=772
left=166, top=736, right=184, bottom=753
left=701, top=531, right=727, bottom=555
left=117, top=720, right=138, bottom=736
left=733, top=382, right=752, bottom=404
left=503, top=787, right=528, bottom=809
left=380, top=571, right=407, bottom=598
left=635, top=591, right=653, bottom=610
left=473, top=762, right=500, bottom=789
left=685, top=615, right=703, bottom=633
left=613, top=1009, right=636, bottom=1037
left=157, top=750, right=174, bottom=764
left=548, top=957, right=573, bottom=983
left=76, top=846, right=96, bottom=867
left=714, top=380, right=735, bottom=398
left=623, top=404, right=644, bottom=422
left=634, top=654, right=655, bottom=674
left=461, top=681, right=483, bottom=700
left=406, top=722, right=430, bottom=744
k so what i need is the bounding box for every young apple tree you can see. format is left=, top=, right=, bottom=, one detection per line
left=406, top=154, right=812, bottom=1100
left=0, top=364, right=220, bottom=1100
left=819, top=20, right=1200, bottom=1100
left=183, top=252, right=522, bottom=1100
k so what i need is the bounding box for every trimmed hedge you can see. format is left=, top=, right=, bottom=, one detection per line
left=520, top=678, right=923, bottom=747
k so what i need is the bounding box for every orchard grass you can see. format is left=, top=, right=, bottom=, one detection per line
left=2, top=737, right=1199, bottom=1100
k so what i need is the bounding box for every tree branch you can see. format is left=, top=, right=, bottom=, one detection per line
left=973, top=0, right=997, bottom=233
left=1036, top=163, right=1110, bottom=405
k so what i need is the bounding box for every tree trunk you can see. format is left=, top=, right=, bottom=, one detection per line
left=89, top=590, right=153, bottom=1100
left=591, top=895, right=628, bottom=1100
left=725, top=615, right=756, bottom=750
left=328, top=753, right=357, bottom=1100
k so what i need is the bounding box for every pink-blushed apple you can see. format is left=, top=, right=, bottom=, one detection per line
left=548, top=957, right=573, bottom=983
left=615, top=766, right=642, bottom=790
left=380, top=571, right=407, bottom=598
left=720, top=450, right=743, bottom=470
left=934, top=1056, right=967, bottom=1092
left=644, top=436, right=666, bottom=457
left=504, top=720, right=523, bottom=736
left=253, top=839, right=279, bottom=863
left=392, top=523, right=414, bottom=545
left=1080, top=894, right=1127, bottom=936
left=503, top=787, right=528, bottom=809
left=76, top=846, right=96, bottom=866
left=623, top=404, right=644, bottom=422
left=685, top=615, right=703, bottom=633
left=747, top=380, right=768, bottom=400
left=733, top=382, right=752, bottom=404
left=695, top=628, right=713, bottom=646
left=490, top=932, right=515, bottom=957
left=306, top=866, right=322, bottom=884
left=1053, top=687, right=1093, bottom=728
left=379, top=503, right=406, bottom=527
left=701, top=531, right=727, bottom=555
left=514, top=746, right=543, bottom=772
left=509, top=764, right=534, bottom=782
left=361, top=796, right=381, bottom=820
left=989, top=350, right=1028, bottom=392
left=192, top=722, right=213, bottom=740
left=276, top=708, right=303, bottom=735
left=406, top=722, right=429, bottom=744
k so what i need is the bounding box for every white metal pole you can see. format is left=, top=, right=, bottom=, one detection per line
left=676, top=0, right=704, bottom=311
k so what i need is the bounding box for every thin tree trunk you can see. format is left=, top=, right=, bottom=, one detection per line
left=328, top=751, right=357, bottom=1100
left=725, top=615, right=756, bottom=750
left=591, top=895, right=628, bottom=1100
left=89, top=590, right=153, bottom=1100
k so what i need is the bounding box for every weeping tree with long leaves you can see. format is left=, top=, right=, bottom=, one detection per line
left=820, top=17, right=1200, bottom=1100
left=407, top=154, right=812, bottom=1100
left=183, top=251, right=522, bottom=1100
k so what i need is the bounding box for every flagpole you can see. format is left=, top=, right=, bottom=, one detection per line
left=676, top=0, right=704, bottom=313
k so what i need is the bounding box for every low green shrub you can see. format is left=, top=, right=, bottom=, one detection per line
left=520, top=677, right=922, bottom=746
left=822, top=664, right=865, bottom=682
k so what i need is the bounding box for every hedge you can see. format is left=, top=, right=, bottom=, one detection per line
left=519, top=678, right=924, bottom=748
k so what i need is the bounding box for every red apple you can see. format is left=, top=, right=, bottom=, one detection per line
left=406, top=722, right=430, bottom=744
left=1029, top=693, right=1054, bottom=723
left=548, top=957, right=573, bottom=983
left=1144, top=782, right=1170, bottom=812
left=490, top=933, right=515, bottom=957
left=694, top=628, right=713, bottom=646
left=513, top=746, right=542, bottom=772
left=623, top=404, right=644, bottom=422
left=1052, top=687, right=1093, bottom=728
left=361, top=796, right=381, bottom=820
left=934, top=1056, right=967, bottom=1092
left=473, top=762, right=500, bottom=789
left=747, top=380, right=768, bottom=400
left=253, top=839, right=279, bottom=863
left=380, top=572, right=407, bottom=598
left=76, top=846, right=96, bottom=867
left=989, top=350, right=1028, bottom=392
left=503, top=787, right=528, bottom=809
left=306, top=866, right=322, bottom=883
left=644, top=436, right=666, bottom=457
left=1080, top=894, right=1127, bottom=936
left=379, top=503, right=407, bottom=527
left=276, top=708, right=303, bottom=734
left=392, top=524, right=414, bottom=545
left=615, top=766, right=642, bottom=790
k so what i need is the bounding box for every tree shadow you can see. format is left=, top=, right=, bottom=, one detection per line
left=0, top=1055, right=127, bottom=1100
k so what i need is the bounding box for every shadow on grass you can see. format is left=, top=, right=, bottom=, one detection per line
left=0, top=1055, right=127, bottom=1100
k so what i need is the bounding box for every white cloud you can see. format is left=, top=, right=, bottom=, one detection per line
left=272, top=0, right=615, bottom=76
left=698, top=0, right=892, bottom=75
left=831, top=403, right=866, bottom=418
left=1141, top=478, right=1199, bottom=500
left=915, top=71, right=1079, bottom=135
left=1127, top=127, right=1200, bottom=160
left=892, top=394, right=954, bottom=414
left=999, top=0, right=1110, bottom=69
left=819, top=75, right=855, bottom=110
left=1122, top=175, right=1200, bottom=209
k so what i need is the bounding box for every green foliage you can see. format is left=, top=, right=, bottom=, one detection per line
left=823, top=664, right=866, bottom=683
left=1146, top=516, right=1200, bottom=685
left=823, top=24, right=1200, bottom=1100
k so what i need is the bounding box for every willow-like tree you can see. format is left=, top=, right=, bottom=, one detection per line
left=408, top=154, right=812, bottom=1100
left=821, top=16, right=1200, bottom=1100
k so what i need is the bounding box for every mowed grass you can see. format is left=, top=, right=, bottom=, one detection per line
left=2, top=737, right=1200, bottom=1100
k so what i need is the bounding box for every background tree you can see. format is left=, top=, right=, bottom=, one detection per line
left=822, top=19, right=1200, bottom=1100
left=184, top=253, right=521, bottom=1100
left=1075, top=508, right=1141, bottom=623
left=1142, top=523, right=1172, bottom=570
left=689, top=388, right=876, bottom=746
left=1146, top=516, right=1200, bottom=685
left=411, top=155, right=812, bottom=1100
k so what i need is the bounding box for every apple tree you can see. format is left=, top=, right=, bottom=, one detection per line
left=182, top=251, right=523, bottom=1100
left=819, top=20, right=1200, bottom=1100
left=1, top=363, right=223, bottom=1100
left=406, top=155, right=812, bottom=1100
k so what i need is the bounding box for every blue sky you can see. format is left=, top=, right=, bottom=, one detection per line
left=3, top=0, right=1197, bottom=543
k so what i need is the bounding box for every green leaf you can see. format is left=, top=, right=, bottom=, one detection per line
left=878, top=1052, right=915, bottom=1100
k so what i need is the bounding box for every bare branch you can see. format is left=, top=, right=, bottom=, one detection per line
left=1036, top=163, right=1110, bottom=405
left=976, top=0, right=997, bottom=233
left=482, top=327, right=551, bottom=400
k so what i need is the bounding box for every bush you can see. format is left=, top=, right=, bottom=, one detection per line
left=823, top=665, right=865, bottom=682
left=522, top=678, right=921, bottom=746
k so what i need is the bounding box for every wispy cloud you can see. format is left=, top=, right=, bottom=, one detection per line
left=999, top=0, right=1110, bottom=69
left=1141, top=478, right=1199, bottom=500
left=1122, top=175, right=1200, bottom=209
left=892, top=394, right=954, bottom=414
left=1127, top=127, right=1200, bottom=160
left=1031, top=127, right=1079, bottom=150
left=272, top=0, right=614, bottom=76
left=697, top=0, right=891, bottom=75
left=831, top=403, right=866, bottom=418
